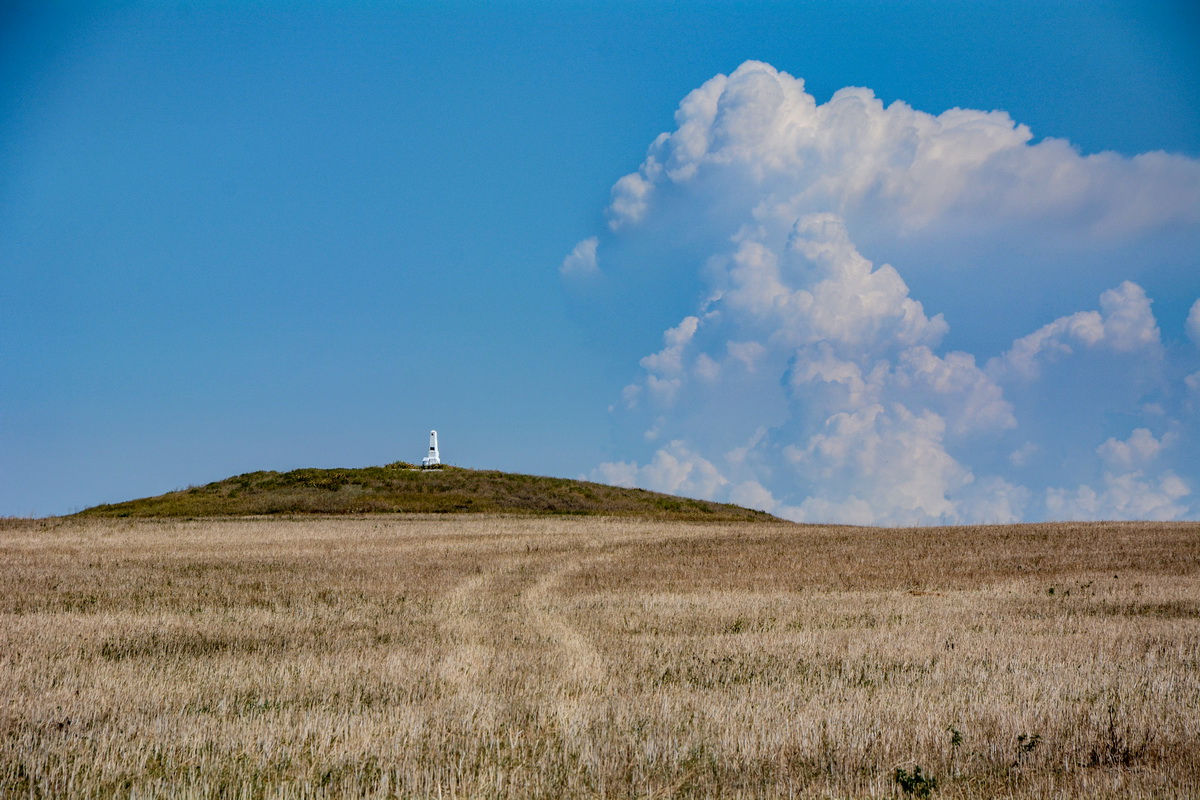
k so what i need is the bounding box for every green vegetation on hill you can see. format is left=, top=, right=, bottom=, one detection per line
left=74, top=464, right=778, bottom=521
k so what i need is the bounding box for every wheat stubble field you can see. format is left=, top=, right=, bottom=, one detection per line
left=2, top=515, right=1198, bottom=798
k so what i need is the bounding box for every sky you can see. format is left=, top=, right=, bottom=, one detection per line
left=2, top=1, right=1198, bottom=522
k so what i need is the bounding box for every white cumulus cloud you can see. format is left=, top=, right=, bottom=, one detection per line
left=592, top=440, right=728, bottom=500
left=991, top=281, right=1162, bottom=379
left=567, top=61, right=1200, bottom=524
left=1046, top=471, right=1190, bottom=522
left=560, top=236, right=599, bottom=277
left=1096, top=428, right=1174, bottom=471
left=607, top=61, right=1200, bottom=238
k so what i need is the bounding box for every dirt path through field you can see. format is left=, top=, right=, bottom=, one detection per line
left=435, top=566, right=513, bottom=727
left=518, top=551, right=617, bottom=735
left=432, top=531, right=626, bottom=736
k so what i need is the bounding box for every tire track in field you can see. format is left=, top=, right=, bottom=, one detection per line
left=520, top=556, right=610, bottom=687
left=518, top=550, right=617, bottom=735
left=434, top=542, right=620, bottom=733
left=434, top=566, right=513, bottom=726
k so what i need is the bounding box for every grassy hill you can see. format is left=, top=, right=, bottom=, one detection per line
left=73, top=464, right=779, bottom=521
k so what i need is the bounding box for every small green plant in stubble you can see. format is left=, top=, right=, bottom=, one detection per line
left=894, top=764, right=938, bottom=798
left=946, top=726, right=963, bottom=748
left=1012, top=732, right=1041, bottom=768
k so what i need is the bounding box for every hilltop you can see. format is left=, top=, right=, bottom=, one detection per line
left=72, top=464, right=779, bottom=522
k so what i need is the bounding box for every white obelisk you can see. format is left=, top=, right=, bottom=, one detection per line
left=422, top=430, right=441, bottom=468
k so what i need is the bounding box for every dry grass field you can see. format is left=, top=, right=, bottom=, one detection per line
left=2, top=515, right=1198, bottom=798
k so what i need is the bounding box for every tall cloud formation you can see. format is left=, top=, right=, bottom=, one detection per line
left=565, top=62, right=1200, bottom=524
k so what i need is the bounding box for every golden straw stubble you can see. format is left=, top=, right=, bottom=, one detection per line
left=1, top=515, right=1197, bottom=798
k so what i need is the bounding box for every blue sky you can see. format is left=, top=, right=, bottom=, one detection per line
left=2, top=1, right=1198, bottom=521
